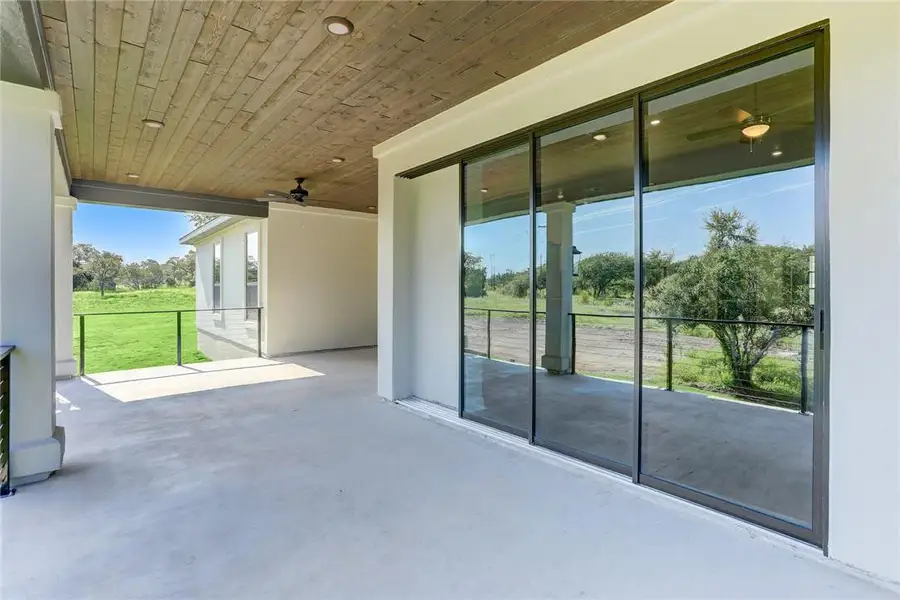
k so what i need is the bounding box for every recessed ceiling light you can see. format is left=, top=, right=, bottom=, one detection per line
left=142, top=118, right=164, bottom=129
left=592, top=133, right=608, bottom=141
left=771, top=150, right=783, bottom=157
left=126, top=172, right=140, bottom=179
left=331, top=156, right=345, bottom=163
left=480, top=188, right=488, bottom=193
left=367, top=206, right=376, bottom=210
left=324, top=16, right=353, bottom=36
left=649, top=119, right=661, bottom=126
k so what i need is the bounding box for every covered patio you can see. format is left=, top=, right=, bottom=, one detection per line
left=2, top=349, right=892, bottom=599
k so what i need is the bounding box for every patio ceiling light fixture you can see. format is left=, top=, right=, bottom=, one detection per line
left=331, top=156, right=345, bottom=163
left=141, top=118, right=165, bottom=129
left=740, top=115, right=771, bottom=139
left=771, top=149, right=783, bottom=157
left=592, top=132, right=608, bottom=141
left=324, top=16, right=354, bottom=36
left=126, top=173, right=139, bottom=179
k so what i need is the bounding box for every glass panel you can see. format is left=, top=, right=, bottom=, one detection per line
left=534, top=108, right=635, bottom=470
left=640, top=48, right=816, bottom=527
left=463, top=144, right=531, bottom=436
left=245, top=231, right=259, bottom=320
left=213, top=242, right=222, bottom=311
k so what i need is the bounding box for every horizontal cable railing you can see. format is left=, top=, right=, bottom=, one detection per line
left=75, top=307, right=263, bottom=376
left=464, top=307, right=813, bottom=413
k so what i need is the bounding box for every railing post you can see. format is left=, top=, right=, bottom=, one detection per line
left=570, top=312, right=576, bottom=375
left=78, top=314, right=85, bottom=377
left=486, top=309, right=492, bottom=360
left=176, top=311, right=183, bottom=366
left=800, top=325, right=809, bottom=414
left=665, top=318, right=674, bottom=391
left=257, top=307, right=262, bottom=357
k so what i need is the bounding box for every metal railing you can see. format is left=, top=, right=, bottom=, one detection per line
left=75, top=307, right=263, bottom=376
left=464, top=308, right=813, bottom=413
left=0, top=345, right=15, bottom=498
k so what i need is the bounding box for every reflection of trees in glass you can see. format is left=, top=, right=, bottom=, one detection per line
left=213, top=243, right=221, bottom=283
left=246, top=257, right=259, bottom=283
left=463, top=251, right=487, bottom=298
left=651, top=209, right=813, bottom=392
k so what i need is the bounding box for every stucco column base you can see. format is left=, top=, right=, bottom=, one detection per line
left=56, top=358, right=77, bottom=379
left=10, top=426, right=65, bottom=486
left=541, top=354, right=571, bottom=375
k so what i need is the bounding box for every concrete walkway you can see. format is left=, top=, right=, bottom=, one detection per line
left=1, top=349, right=894, bottom=599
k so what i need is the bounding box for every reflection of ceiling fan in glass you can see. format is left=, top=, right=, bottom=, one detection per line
left=686, top=84, right=813, bottom=147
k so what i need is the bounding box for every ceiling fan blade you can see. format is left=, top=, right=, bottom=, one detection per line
left=736, top=107, right=753, bottom=122
left=772, top=100, right=813, bottom=117
left=774, top=120, right=814, bottom=127
left=685, top=124, right=738, bottom=142
left=304, top=199, right=345, bottom=207
left=254, top=196, right=298, bottom=205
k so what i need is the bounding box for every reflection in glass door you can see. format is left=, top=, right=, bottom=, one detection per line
left=456, top=33, right=825, bottom=543
left=640, top=48, right=817, bottom=531
left=462, top=144, right=532, bottom=437
left=533, top=108, right=635, bottom=472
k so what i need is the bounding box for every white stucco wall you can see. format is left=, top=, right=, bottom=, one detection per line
left=410, top=167, right=460, bottom=408
left=194, top=219, right=264, bottom=360
left=264, top=205, right=377, bottom=356
left=374, top=0, right=900, bottom=582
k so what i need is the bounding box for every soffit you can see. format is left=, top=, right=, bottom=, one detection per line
left=41, top=0, right=668, bottom=212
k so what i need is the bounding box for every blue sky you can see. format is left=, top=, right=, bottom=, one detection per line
left=74, top=204, right=194, bottom=263
left=467, top=166, right=814, bottom=274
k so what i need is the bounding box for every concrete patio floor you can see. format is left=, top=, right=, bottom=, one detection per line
left=1, top=348, right=894, bottom=599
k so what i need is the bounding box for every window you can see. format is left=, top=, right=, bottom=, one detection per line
left=245, top=231, right=259, bottom=321
left=457, top=36, right=824, bottom=543
left=212, top=241, right=221, bottom=313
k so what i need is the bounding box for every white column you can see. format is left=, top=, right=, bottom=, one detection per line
left=541, top=202, right=574, bottom=374
left=0, top=82, right=65, bottom=484
left=55, top=196, right=77, bottom=378
left=376, top=161, right=414, bottom=401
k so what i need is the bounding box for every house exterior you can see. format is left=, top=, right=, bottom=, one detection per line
left=2, top=0, right=900, bottom=587
left=373, top=0, right=900, bottom=584
left=180, top=205, right=378, bottom=360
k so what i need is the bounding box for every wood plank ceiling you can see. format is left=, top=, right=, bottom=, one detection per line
left=41, top=0, right=668, bottom=212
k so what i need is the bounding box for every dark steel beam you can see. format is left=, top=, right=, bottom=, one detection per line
left=71, top=180, right=268, bottom=218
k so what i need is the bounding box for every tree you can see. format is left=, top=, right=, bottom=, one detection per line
left=187, top=213, right=217, bottom=229
left=577, top=252, right=633, bottom=299
left=85, top=251, right=123, bottom=297
left=122, top=262, right=144, bottom=289
left=463, top=252, right=487, bottom=298
left=73, top=243, right=99, bottom=291
left=644, top=249, right=676, bottom=290
left=650, top=209, right=812, bottom=391
left=140, top=259, right=165, bottom=288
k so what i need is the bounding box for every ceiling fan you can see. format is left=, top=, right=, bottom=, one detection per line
left=255, top=178, right=342, bottom=208
left=685, top=84, right=813, bottom=144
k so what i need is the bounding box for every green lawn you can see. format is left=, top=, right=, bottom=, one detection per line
left=74, top=288, right=209, bottom=374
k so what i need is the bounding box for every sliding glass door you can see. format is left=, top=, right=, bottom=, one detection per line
left=457, top=31, right=826, bottom=543
left=462, top=144, right=532, bottom=437
left=533, top=108, right=635, bottom=473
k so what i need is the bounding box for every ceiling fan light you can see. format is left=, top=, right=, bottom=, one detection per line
left=741, top=122, right=770, bottom=138
left=592, top=132, right=608, bottom=141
